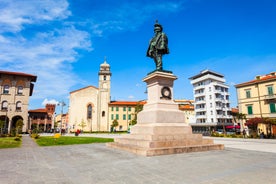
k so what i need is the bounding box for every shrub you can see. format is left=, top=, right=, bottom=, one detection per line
left=31, top=133, right=40, bottom=139
left=14, top=137, right=21, bottom=141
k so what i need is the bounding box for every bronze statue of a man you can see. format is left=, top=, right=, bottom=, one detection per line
left=146, top=21, right=169, bottom=71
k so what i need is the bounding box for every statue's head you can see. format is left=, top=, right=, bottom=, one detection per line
left=154, top=20, right=163, bottom=32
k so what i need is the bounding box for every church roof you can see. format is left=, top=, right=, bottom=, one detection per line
left=70, top=85, right=98, bottom=94
left=100, top=60, right=110, bottom=67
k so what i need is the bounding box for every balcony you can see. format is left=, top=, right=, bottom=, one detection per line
left=195, top=107, right=206, bottom=112
left=264, top=94, right=276, bottom=103
left=264, top=94, right=276, bottom=100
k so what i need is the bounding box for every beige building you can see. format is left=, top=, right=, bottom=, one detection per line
left=235, top=72, right=276, bottom=134
left=174, top=99, right=195, bottom=124
left=109, top=101, right=146, bottom=131
left=0, top=71, right=37, bottom=133
left=68, top=60, right=111, bottom=132
left=54, top=113, right=69, bottom=132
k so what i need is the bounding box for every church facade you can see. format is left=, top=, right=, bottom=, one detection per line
left=68, top=60, right=111, bottom=132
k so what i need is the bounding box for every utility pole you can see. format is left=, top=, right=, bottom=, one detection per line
left=58, top=101, right=66, bottom=134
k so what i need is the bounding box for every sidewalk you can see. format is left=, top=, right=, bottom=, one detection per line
left=21, top=135, right=39, bottom=148
left=210, top=137, right=276, bottom=153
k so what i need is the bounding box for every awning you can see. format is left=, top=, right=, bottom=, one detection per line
left=225, top=125, right=240, bottom=129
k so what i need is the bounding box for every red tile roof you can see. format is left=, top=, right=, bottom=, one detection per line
left=109, top=101, right=146, bottom=106
left=0, top=70, right=37, bottom=82
left=231, top=108, right=239, bottom=113
left=179, top=105, right=194, bottom=110
left=28, top=108, right=47, bottom=113
left=235, top=73, right=276, bottom=87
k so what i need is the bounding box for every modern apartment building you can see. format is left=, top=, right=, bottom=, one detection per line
left=189, top=70, right=232, bottom=132
left=235, top=72, right=276, bottom=134
left=0, top=71, right=37, bottom=133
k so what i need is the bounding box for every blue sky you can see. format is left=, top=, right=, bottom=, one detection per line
left=1, top=0, right=276, bottom=113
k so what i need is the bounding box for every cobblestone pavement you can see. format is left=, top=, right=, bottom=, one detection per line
left=0, top=135, right=275, bottom=184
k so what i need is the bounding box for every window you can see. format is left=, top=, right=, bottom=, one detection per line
left=128, top=107, right=131, bottom=111
left=123, top=107, right=126, bottom=111
left=128, top=114, right=131, bottom=120
left=102, top=111, right=105, bottom=117
left=103, top=75, right=106, bottom=80
left=87, top=104, right=92, bottom=119
left=123, top=114, right=126, bottom=120
left=247, top=105, right=253, bottom=115
left=1, top=101, right=8, bottom=110
left=16, top=101, right=22, bottom=111
left=246, top=90, right=251, bottom=98
left=116, top=114, right=119, bottom=120
left=270, top=103, right=276, bottom=113
left=111, top=114, right=114, bottom=120
left=116, top=107, right=119, bottom=111
left=17, top=86, right=23, bottom=95
left=268, top=86, right=274, bottom=95
left=3, top=85, right=9, bottom=94
left=111, top=107, right=114, bottom=111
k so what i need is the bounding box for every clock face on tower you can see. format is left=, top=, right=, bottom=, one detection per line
left=161, top=86, right=171, bottom=99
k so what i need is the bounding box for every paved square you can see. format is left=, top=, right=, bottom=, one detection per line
left=0, top=135, right=275, bottom=184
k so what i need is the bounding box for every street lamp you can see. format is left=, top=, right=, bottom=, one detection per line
left=58, top=101, right=66, bottom=134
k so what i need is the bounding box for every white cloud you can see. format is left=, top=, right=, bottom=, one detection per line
left=0, top=0, right=184, bottom=108
left=87, top=1, right=184, bottom=35
left=128, top=95, right=135, bottom=99
left=42, top=98, right=59, bottom=106
left=0, top=0, right=71, bottom=33
left=0, top=0, right=91, bottom=102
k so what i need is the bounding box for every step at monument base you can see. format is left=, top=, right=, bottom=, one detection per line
left=106, top=124, right=224, bottom=156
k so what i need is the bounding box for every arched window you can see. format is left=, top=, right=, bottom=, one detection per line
left=1, top=101, right=8, bottom=110
left=3, top=85, right=9, bottom=94
left=17, top=86, right=23, bottom=95
left=87, top=104, right=92, bottom=119
left=102, top=111, right=105, bottom=117
left=16, top=101, right=22, bottom=111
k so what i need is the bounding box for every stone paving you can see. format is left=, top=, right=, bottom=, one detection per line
left=0, top=134, right=276, bottom=184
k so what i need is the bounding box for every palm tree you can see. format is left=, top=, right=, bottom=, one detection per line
left=237, top=113, right=247, bottom=130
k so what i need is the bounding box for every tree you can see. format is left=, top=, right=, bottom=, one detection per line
left=0, top=120, right=5, bottom=134
left=15, top=119, right=24, bottom=135
left=111, top=119, right=119, bottom=131
left=130, top=102, right=144, bottom=126
left=78, top=119, right=87, bottom=131
left=262, top=118, right=276, bottom=138
left=245, top=117, right=264, bottom=137
left=236, top=113, right=247, bottom=129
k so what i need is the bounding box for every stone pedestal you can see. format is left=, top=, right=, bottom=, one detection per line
left=107, top=71, right=224, bottom=156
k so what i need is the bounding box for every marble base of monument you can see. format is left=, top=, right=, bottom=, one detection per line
left=107, top=71, right=224, bottom=156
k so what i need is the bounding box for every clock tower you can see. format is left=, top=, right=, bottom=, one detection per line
left=97, top=59, right=111, bottom=131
